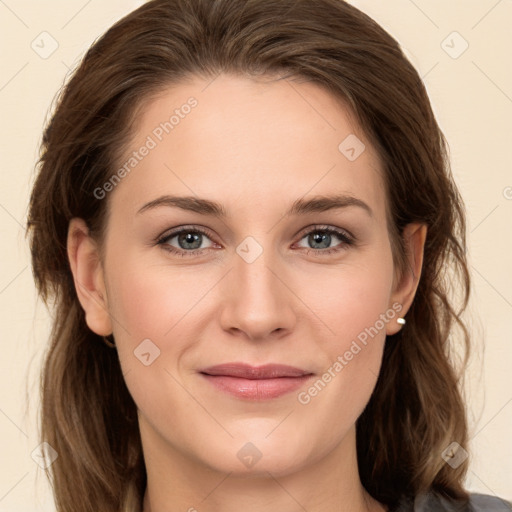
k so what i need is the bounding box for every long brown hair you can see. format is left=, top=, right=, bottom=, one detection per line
left=27, top=0, right=471, bottom=510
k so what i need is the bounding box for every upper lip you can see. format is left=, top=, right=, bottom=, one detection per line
left=199, top=363, right=313, bottom=379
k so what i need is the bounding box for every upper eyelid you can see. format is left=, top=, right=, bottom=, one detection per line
left=157, top=225, right=213, bottom=242
left=296, top=224, right=354, bottom=240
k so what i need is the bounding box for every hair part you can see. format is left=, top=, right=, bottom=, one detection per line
left=27, top=0, right=471, bottom=510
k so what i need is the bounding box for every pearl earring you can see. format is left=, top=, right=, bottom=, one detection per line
left=397, top=317, right=406, bottom=325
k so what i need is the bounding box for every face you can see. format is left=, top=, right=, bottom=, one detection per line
left=71, top=73, right=424, bottom=478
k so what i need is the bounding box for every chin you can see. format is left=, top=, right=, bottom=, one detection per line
left=197, top=435, right=311, bottom=477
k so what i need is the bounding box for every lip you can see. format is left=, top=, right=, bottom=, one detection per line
left=199, top=363, right=312, bottom=379
left=198, top=363, right=314, bottom=400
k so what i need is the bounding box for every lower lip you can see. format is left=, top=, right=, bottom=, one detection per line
left=200, top=374, right=314, bottom=400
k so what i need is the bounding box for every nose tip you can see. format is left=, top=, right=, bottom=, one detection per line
left=219, top=255, right=296, bottom=342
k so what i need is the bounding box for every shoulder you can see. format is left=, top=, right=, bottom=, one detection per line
left=466, top=493, right=512, bottom=511
left=393, top=491, right=512, bottom=511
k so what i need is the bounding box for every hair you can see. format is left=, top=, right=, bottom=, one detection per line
left=26, top=0, right=472, bottom=510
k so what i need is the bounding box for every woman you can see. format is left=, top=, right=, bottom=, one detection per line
left=26, top=0, right=511, bottom=511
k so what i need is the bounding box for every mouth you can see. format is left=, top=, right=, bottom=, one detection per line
left=198, top=363, right=314, bottom=400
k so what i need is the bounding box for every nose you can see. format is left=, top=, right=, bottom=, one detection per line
left=218, top=241, right=297, bottom=342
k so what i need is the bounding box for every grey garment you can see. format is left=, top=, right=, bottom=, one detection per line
left=393, top=492, right=512, bottom=511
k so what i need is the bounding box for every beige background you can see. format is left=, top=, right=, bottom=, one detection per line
left=0, top=0, right=511, bottom=510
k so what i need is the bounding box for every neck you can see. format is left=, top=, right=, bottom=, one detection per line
left=140, top=422, right=387, bottom=512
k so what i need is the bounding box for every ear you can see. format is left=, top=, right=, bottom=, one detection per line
left=386, top=222, right=427, bottom=336
left=67, top=218, right=112, bottom=336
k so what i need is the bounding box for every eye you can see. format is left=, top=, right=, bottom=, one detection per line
left=156, top=226, right=216, bottom=257
left=295, top=225, right=355, bottom=256
left=156, top=224, right=355, bottom=258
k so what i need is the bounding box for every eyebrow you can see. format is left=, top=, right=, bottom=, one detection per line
left=137, top=193, right=373, bottom=218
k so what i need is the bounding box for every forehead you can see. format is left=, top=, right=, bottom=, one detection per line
left=109, top=73, right=387, bottom=222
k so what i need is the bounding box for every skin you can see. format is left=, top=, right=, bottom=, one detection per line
left=67, top=73, right=426, bottom=512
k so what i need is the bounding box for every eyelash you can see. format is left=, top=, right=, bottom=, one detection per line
left=155, top=224, right=355, bottom=258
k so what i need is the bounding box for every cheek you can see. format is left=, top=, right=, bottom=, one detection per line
left=105, top=247, right=209, bottom=340
left=293, top=257, right=395, bottom=441
left=105, top=259, right=201, bottom=419
left=305, top=249, right=395, bottom=397
left=104, top=252, right=224, bottom=399
left=314, top=252, right=395, bottom=346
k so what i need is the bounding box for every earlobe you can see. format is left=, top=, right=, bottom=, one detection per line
left=67, top=218, right=113, bottom=336
left=386, top=222, right=427, bottom=336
